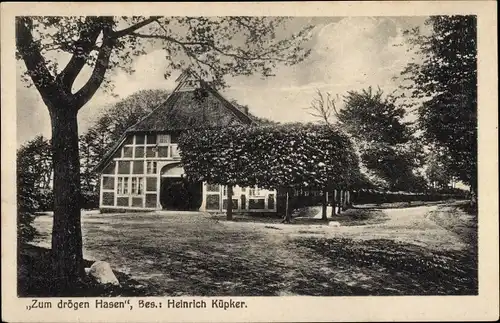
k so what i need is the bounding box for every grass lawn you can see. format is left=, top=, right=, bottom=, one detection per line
left=20, top=201, right=477, bottom=296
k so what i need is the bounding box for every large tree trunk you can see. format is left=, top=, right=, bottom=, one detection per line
left=50, top=105, right=85, bottom=290
left=226, top=185, right=233, bottom=221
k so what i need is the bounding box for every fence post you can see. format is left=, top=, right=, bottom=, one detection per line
left=321, top=189, right=328, bottom=221
left=331, top=189, right=337, bottom=217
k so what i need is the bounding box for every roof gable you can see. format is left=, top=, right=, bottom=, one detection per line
left=94, top=71, right=253, bottom=172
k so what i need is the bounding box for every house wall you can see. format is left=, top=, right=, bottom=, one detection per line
left=99, top=133, right=277, bottom=213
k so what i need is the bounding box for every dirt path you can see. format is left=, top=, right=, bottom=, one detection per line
left=222, top=203, right=467, bottom=252
left=27, top=202, right=476, bottom=296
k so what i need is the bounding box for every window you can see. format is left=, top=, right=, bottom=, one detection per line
left=146, top=161, right=157, bottom=174
left=222, top=186, right=235, bottom=196
left=117, top=177, right=129, bottom=195
left=102, top=162, right=115, bottom=174
left=249, top=186, right=262, bottom=197
left=145, top=194, right=157, bottom=208
left=157, top=134, right=169, bottom=144
left=102, top=176, right=114, bottom=190
left=124, top=135, right=133, bottom=145
left=146, top=177, right=157, bottom=191
left=146, top=147, right=156, bottom=158
left=158, top=146, right=169, bottom=157
left=131, top=177, right=144, bottom=195
left=102, top=192, right=114, bottom=206
left=206, top=184, right=219, bottom=192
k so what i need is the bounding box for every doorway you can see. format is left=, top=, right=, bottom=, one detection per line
left=159, top=163, right=202, bottom=211
left=160, top=177, right=202, bottom=210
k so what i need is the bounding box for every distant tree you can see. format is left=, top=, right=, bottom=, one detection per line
left=17, top=136, right=53, bottom=243
left=309, top=88, right=423, bottom=192
left=80, top=89, right=171, bottom=201
left=400, top=15, right=477, bottom=201
left=16, top=16, right=312, bottom=286
left=425, top=146, right=455, bottom=190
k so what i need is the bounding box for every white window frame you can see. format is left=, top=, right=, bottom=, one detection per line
left=117, top=177, right=129, bottom=195
left=249, top=185, right=263, bottom=197
left=131, top=177, right=144, bottom=195
left=146, top=161, right=157, bottom=174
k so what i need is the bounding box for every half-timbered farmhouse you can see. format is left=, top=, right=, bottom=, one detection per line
left=95, top=71, right=278, bottom=213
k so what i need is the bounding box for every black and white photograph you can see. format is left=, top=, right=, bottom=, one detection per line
left=2, top=2, right=498, bottom=322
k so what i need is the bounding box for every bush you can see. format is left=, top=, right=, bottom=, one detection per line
left=17, top=183, right=39, bottom=244
left=18, top=212, right=37, bottom=244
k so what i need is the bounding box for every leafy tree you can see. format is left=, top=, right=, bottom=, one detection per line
left=309, top=87, right=424, bottom=192
left=425, top=146, right=455, bottom=190
left=339, top=88, right=411, bottom=145
left=400, top=15, right=477, bottom=200
left=16, top=16, right=313, bottom=288
left=17, top=136, right=52, bottom=243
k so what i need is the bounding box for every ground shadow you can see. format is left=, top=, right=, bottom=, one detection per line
left=18, top=244, right=156, bottom=297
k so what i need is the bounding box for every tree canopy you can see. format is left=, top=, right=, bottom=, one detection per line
left=309, top=87, right=425, bottom=192
left=178, top=123, right=364, bottom=221
left=179, top=123, right=361, bottom=190
left=400, top=15, right=477, bottom=194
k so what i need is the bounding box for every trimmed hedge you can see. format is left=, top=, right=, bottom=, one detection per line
left=179, top=123, right=364, bottom=191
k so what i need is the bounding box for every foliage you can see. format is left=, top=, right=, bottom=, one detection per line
left=179, top=123, right=363, bottom=191
left=17, top=16, right=313, bottom=92
left=425, top=146, right=455, bottom=189
left=16, top=136, right=52, bottom=243
left=400, top=16, right=477, bottom=193
left=339, top=87, right=411, bottom=145
left=338, top=88, right=425, bottom=192
left=16, top=135, right=52, bottom=190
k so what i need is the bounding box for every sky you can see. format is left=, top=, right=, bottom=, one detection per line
left=16, top=16, right=429, bottom=146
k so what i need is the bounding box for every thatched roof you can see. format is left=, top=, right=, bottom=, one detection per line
left=94, top=74, right=254, bottom=173
left=128, top=82, right=253, bottom=132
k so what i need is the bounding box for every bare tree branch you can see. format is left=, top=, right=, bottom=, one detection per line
left=15, top=17, right=57, bottom=103
left=57, top=17, right=105, bottom=90
left=112, top=17, right=160, bottom=38
left=131, top=32, right=296, bottom=63
left=74, top=19, right=115, bottom=109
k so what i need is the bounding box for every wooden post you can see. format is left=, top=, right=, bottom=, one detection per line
left=331, top=189, right=337, bottom=217
left=321, top=189, right=328, bottom=221
left=284, top=189, right=291, bottom=223
left=338, top=189, right=343, bottom=214
left=342, top=190, right=347, bottom=210
left=227, top=185, right=233, bottom=221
